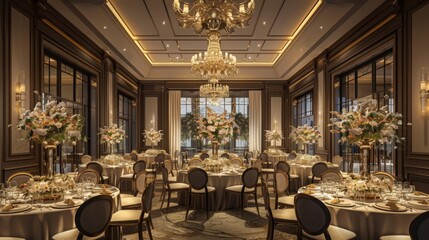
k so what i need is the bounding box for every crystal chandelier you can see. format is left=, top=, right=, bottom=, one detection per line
left=199, top=78, right=229, bottom=105
left=191, top=30, right=237, bottom=80
left=173, top=0, right=255, bottom=34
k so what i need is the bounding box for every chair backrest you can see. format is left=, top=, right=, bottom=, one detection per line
left=372, top=171, right=395, bottom=182
left=86, top=162, right=103, bottom=175
left=135, top=171, right=147, bottom=194
left=294, top=193, right=331, bottom=238
left=188, top=168, right=208, bottom=190
left=77, top=169, right=100, bottom=183
left=245, top=151, right=254, bottom=161
left=130, top=152, right=138, bottom=161
left=155, top=153, right=166, bottom=163
left=142, top=182, right=155, bottom=213
left=133, top=161, right=147, bottom=176
left=288, top=152, right=297, bottom=160
left=312, top=162, right=328, bottom=178
left=160, top=166, right=169, bottom=185
left=230, top=158, right=243, bottom=166
left=75, top=195, right=113, bottom=238
left=331, top=155, right=343, bottom=166
left=253, top=159, right=262, bottom=172
left=321, top=169, right=343, bottom=182
left=188, top=158, right=202, bottom=167
left=164, top=159, right=173, bottom=174
left=7, top=172, right=33, bottom=186
left=242, top=167, right=259, bottom=188
left=276, top=161, right=290, bottom=174
left=199, top=153, right=209, bottom=160
left=259, top=152, right=269, bottom=162
left=122, top=155, right=132, bottom=161
left=220, top=153, right=230, bottom=159
left=81, top=155, right=92, bottom=164
left=409, top=210, right=429, bottom=240
left=274, top=171, right=289, bottom=194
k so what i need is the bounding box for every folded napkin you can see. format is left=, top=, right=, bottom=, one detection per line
left=330, top=198, right=343, bottom=204
left=100, top=189, right=112, bottom=195
left=417, top=200, right=429, bottom=205
left=1, top=204, right=14, bottom=212
left=414, top=191, right=428, bottom=196
left=307, top=184, right=317, bottom=188
left=63, top=199, right=75, bottom=206
left=386, top=201, right=399, bottom=211
left=100, top=184, right=109, bottom=189
left=303, top=189, right=314, bottom=195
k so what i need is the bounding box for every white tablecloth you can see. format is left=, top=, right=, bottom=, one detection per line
left=177, top=170, right=243, bottom=210
left=79, top=163, right=133, bottom=187
left=0, top=187, right=120, bottom=240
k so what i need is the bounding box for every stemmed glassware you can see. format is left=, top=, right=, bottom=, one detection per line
left=0, top=183, right=5, bottom=206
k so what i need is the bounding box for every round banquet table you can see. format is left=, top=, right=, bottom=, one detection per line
left=0, top=186, right=120, bottom=240
left=268, top=154, right=288, bottom=164
left=137, top=153, right=170, bottom=168
left=298, top=186, right=422, bottom=240
left=290, top=162, right=339, bottom=186
left=79, top=162, right=133, bottom=187
left=177, top=169, right=244, bottom=210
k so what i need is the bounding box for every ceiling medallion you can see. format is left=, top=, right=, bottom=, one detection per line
left=173, top=0, right=255, bottom=34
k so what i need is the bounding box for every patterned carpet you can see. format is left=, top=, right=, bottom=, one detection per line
left=122, top=181, right=297, bottom=240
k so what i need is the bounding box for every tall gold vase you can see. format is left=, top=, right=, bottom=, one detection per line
left=43, top=141, right=59, bottom=178
left=212, top=141, right=219, bottom=160
left=358, top=140, right=374, bottom=179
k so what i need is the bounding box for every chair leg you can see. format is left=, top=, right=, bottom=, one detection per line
left=267, top=220, right=274, bottom=240
left=138, top=222, right=143, bottom=240
left=149, top=216, right=154, bottom=229
left=205, top=192, right=209, bottom=219
left=166, top=191, right=172, bottom=213
left=186, top=191, right=191, bottom=220
left=146, top=219, right=154, bottom=240
left=241, top=193, right=245, bottom=219
left=160, top=188, right=166, bottom=210
left=275, top=194, right=279, bottom=209
left=254, top=191, right=260, bottom=216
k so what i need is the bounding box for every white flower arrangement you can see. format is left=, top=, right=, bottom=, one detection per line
left=195, top=108, right=238, bottom=143
left=143, top=129, right=163, bottom=145
left=99, top=154, right=123, bottom=165
left=99, top=124, right=125, bottom=145
left=265, top=129, right=284, bottom=143
left=345, top=176, right=393, bottom=198
left=21, top=174, right=75, bottom=199
left=15, top=91, right=85, bottom=145
left=328, top=96, right=409, bottom=146
left=289, top=124, right=322, bottom=145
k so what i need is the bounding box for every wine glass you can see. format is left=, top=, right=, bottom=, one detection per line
left=8, top=180, right=17, bottom=189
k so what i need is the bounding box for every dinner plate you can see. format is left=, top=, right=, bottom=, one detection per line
left=373, top=202, right=407, bottom=212
left=409, top=193, right=429, bottom=200
left=0, top=204, right=31, bottom=214
left=407, top=200, right=429, bottom=209
left=51, top=200, right=83, bottom=209
left=325, top=199, right=356, bottom=207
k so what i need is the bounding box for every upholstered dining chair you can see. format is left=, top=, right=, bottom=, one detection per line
left=52, top=195, right=113, bottom=240
left=259, top=152, right=272, bottom=169
left=294, top=193, right=357, bottom=240
left=80, top=155, right=92, bottom=164
left=76, top=169, right=100, bottom=184
left=220, top=153, right=230, bottom=159
left=6, top=172, right=33, bottom=186
left=0, top=237, right=25, bottom=240
left=244, top=151, right=254, bottom=164
left=160, top=166, right=189, bottom=213
left=188, top=158, right=202, bottom=167
left=199, top=153, right=210, bottom=160
left=273, top=171, right=296, bottom=209
left=379, top=210, right=429, bottom=240
left=230, top=157, right=244, bottom=166
left=109, top=182, right=155, bottom=240
left=276, top=161, right=299, bottom=193
left=164, top=159, right=177, bottom=182
left=225, top=167, right=260, bottom=218
left=86, top=162, right=109, bottom=184
left=321, top=169, right=343, bottom=182
left=261, top=182, right=297, bottom=240
left=372, top=171, right=395, bottom=182
left=153, top=153, right=166, bottom=174
left=119, top=160, right=147, bottom=193
left=331, top=155, right=343, bottom=168
left=288, top=152, right=297, bottom=160
left=121, top=171, right=148, bottom=209
left=186, top=168, right=216, bottom=220
left=130, top=152, right=139, bottom=162
left=308, top=162, right=328, bottom=183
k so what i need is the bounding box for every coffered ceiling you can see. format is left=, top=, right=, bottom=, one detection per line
left=48, top=0, right=385, bottom=81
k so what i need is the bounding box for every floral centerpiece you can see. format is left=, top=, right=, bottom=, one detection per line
left=99, top=124, right=125, bottom=154
left=202, top=158, right=232, bottom=172
left=289, top=124, right=321, bottom=154
left=345, top=175, right=393, bottom=199
left=99, top=154, right=123, bottom=165
left=15, top=91, right=85, bottom=177
left=143, top=129, right=163, bottom=148
left=20, top=174, right=76, bottom=200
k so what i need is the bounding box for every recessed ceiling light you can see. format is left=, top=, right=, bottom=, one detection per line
left=123, top=48, right=126, bottom=52
left=162, top=21, right=166, bottom=25
left=300, top=48, right=303, bottom=52
left=320, top=26, right=323, bottom=29
left=263, top=21, right=266, bottom=25
left=176, top=56, right=179, bottom=59
left=248, top=56, right=252, bottom=59
left=103, top=26, right=107, bottom=30
left=166, top=44, right=170, bottom=48
left=257, top=43, right=261, bottom=47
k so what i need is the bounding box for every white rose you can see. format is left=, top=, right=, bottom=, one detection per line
left=54, top=122, right=63, bottom=128
left=349, top=128, right=363, bottom=136
left=34, top=128, right=48, bottom=136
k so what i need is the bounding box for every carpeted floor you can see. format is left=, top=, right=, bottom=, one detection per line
left=122, top=180, right=297, bottom=240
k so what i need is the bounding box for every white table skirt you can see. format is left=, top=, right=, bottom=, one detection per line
left=177, top=170, right=244, bottom=210
left=0, top=188, right=120, bottom=240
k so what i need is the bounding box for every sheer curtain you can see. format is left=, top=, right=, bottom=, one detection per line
left=249, top=91, right=262, bottom=152
left=168, top=91, right=181, bottom=157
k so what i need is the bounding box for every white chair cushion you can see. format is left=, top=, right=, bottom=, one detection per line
left=120, top=193, right=135, bottom=199
left=290, top=174, right=299, bottom=179
left=167, top=183, right=189, bottom=190
left=278, top=195, right=295, bottom=207
left=121, top=196, right=141, bottom=208
left=191, top=186, right=216, bottom=193
left=379, top=236, right=411, bottom=240
left=168, top=176, right=177, bottom=182
left=120, top=173, right=133, bottom=179
left=225, top=185, right=255, bottom=193
left=271, top=208, right=297, bottom=222
left=304, top=225, right=356, bottom=240
left=52, top=228, right=104, bottom=240
left=262, top=168, right=275, bottom=173
left=110, top=210, right=149, bottom=224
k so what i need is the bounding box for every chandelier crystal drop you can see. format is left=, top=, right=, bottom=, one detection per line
left=199, top=78, right=229, bottom=105
left=191, top=31, right=238, bottom=80
left=173, top=0, right=255, bottom=34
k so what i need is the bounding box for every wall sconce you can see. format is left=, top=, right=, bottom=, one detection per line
left=16, top=82, right=26, bottom=108
left=420, top=67, right=429, bottom=113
